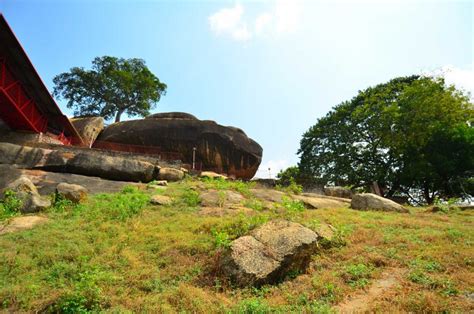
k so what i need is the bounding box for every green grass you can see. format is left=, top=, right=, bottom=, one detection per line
left=0, top=177, right=473, bottom=312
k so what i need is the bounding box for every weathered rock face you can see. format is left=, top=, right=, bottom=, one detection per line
left=70, top=116, right=104, bottom=147
left=4, top=176, right=51, bottom=213
left=351, top=193, right=409, bottom=213
left=0, top=164, right=144, bottom=196
left=324, top=186, right=353, bottom=199
left=0, top=216, right=49, bottom=235
left=94, top=112, right=263, bottom=180
left=221, top=220, right=319, bottom=286
left=56, top=183, right=88, bottom=203
left=0, top=142, right=157, bottom=182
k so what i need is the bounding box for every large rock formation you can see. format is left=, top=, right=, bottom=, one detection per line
left=70, top=116, right=104, bottom=147
left=0, top=142, right=157, bottom=182
left=93, top=112, right=263, bottom=180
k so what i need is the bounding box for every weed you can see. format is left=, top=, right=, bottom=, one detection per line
left=181, top=188, right=201, bottom=208
left=233, top=298, right=271, bottom=314
left=342, top=263, right=373, bottom=288
left=0, top=190, right=22, bottom=220
left=275, top=179, right=303, bottom=195
left=244, top=198, right=264, bottom=211
left=281, top=196, right=305, bottom=215
left=211, top=229, right=232, bottom=249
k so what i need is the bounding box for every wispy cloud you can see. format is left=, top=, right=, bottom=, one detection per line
left=208, top=0, right=303, bottom=42
left=208, top=3, right=252, bottom=42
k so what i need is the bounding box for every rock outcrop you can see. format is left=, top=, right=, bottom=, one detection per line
left=94, top=112, right=263, bottom=180
left=221, top=220, right=319, bottom=286
left=4, top=176, right=51, bottom=213
left=324, top=186, right=352, bottom=199
left=0, top=165, right=144, bottom=196
left=70, top=116, right=104, bottom=147
left=0, top=142, right=157, bottom=182
left=351, top=193, right=409, bottom=213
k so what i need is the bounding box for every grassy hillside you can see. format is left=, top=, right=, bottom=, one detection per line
left=0, top=178, right=473, bottom=312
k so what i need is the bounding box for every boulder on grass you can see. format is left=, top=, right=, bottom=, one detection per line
left=158, top=167, right=185, bottom=182
left=5, top=176, right=51, bottom=213
left=0, top=216, right=49, bottom=235
left=150, top=195, right=172, bottom=206
left=200, top=171, right=228, bottom=180
left=56, top=183, right=88, bottom=203
left=221, top=220, right=319, bottom=287
left=351, top=193, right=408, bottom=213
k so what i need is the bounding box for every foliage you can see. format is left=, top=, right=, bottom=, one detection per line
left=53, top=56, right=167, bottom=122
left=298, top=75, right=473, bottom=204
left=276, top=166, right=304, bottom=194
left=0, top=177, right=472, bottom=312
left=0, top=190, right=22, bottom=220
left=200, top=177, right=255, bottom=197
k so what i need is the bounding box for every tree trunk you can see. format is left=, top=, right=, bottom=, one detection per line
left=372, top=181, right=383, bottom=196
left=115, top=109, right=124, bottom=123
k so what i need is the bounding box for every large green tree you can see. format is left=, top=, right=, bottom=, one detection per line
left=298, top=76, right=473, bottom=204
left=53, top=56, right=167, bottom=122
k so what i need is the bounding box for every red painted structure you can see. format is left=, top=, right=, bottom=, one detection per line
left=0, top=14, right=83, bottom=145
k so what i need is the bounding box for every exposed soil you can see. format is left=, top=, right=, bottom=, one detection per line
left=334, top=268, right=405, bottom=313
left=0, top=216, right=48, bottom=235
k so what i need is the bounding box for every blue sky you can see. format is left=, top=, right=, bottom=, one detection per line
left=1, top=0, right=472, bottom=178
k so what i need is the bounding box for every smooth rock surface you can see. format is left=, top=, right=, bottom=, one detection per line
left=0, top=142, right=157, bottom=182
left=293, top=195, right=349, bottom=209
left=351, top=193, right=409, bottom=213
left=221, top=220, right=319, bottom=286
left=150, top=195, right=172, bottom=205
left=94, top=112, right=263, bottom=180
left=158, top=167, right=185, bottom=182
left=70, top=116, right=104, bottom=147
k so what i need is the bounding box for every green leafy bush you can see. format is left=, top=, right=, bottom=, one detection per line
left=0, top=190, right=22, bottom=220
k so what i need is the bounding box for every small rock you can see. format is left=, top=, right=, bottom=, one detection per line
left=200, top=171, right=228, bottom=180
left=221, top=220, right=319, bottom=287
left=4, top=176, right=50, bottom=213
left=56, top=183, right=88, bottom=203
left=6, top=176, right=38, bottom=195
left=158, top=167, right=185, bottom=182
left=200, top=190, right=244, bottom=207
left=324, top=186, right=352, bottom=199
left=150, top=195, right=172, bottom=206
left=351, top=193, right=408, bottom=213
left=0, top=216, right=48, bottom=235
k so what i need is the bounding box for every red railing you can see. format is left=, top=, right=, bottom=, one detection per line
left=0, top=59, right=48, bottom=133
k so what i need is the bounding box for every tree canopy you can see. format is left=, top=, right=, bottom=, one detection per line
left=298, top=75, right=473, bottom=204
left=53, top=56, right=167, bottom=122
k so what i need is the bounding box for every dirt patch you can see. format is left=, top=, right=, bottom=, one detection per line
left=334, top=268, right=404, bottom=313
left=0, top=216, right=49, bottom=235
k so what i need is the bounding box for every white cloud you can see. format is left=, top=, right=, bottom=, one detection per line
left=209, top=3, right=244, bottom=35
left=255, top=12, right=273, bottom=35
left=255, top=159, right=291, bottom=179
left=274, top=0, right=302, bottom=34
left=441, top=64, right=474, bottom=96
left=208, top=1, right=303, bottom=42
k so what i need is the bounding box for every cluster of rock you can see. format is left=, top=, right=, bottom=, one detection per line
left=0, top=142, right=185, bottom=183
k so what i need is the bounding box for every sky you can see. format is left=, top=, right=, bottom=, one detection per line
left=1, top=0, right=472, bottom=178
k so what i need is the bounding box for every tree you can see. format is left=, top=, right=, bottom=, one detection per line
left=277, top=166, right=301, bottom=186
left=53, top=56, right=167, bottom=122
left=298, top=76, right=473, bottom=204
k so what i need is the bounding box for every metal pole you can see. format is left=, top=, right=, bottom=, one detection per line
left=192, top=147, right=196, bottom=170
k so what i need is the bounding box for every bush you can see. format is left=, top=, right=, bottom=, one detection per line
left=0, top=190, right=22, bottom=220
